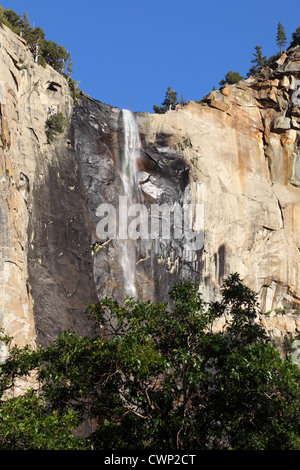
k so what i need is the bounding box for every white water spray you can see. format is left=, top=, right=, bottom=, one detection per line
left=120, top=109, right=141, bottom=298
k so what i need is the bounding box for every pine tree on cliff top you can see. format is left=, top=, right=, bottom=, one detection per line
left=277, top=22, right=287, bottom=54
left=153, top=86, right=178, bottom=114
left=219, top=71, right=244, bottom=87
left=247, top=45, right=268, bottom=77
left=292, top=27, right=300, bottom=43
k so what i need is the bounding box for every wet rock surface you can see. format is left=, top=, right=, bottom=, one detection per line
left=72, top=98, right=203, bottom=303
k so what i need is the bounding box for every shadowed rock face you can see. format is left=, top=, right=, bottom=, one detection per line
left=0, top=21, right=300, bottom=352
left=0, top=23, right=97, bottom=349
left=72, top=99, right=203, bottom=304
left=27, top=138, right=98, bottom=347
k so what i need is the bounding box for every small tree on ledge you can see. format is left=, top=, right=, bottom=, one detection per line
left=45, top=112, right=67, bottom=143
left=276, top=22, right=287, bottom=54
left=153, top=86, right=179, bottom=114
left=247, top=45, right=268, bottom=77
left=219, top=71, right=244, bottom=87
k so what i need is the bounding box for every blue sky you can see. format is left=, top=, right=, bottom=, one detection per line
left=1, top=0, right=300, bottom=112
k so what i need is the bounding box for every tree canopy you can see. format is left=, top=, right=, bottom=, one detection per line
left=0, top=7, right=73, bottom=77
left=276, top=22, right=287, bottom=54
left=292, top=27, right=300, bottom=43
left=153, top=86, right=179, bottom=114
left=1, top=274, right=300, bottom=450
left=219, top=71, right=244, bottom=87
left=247, top=45, right=268, bottom=77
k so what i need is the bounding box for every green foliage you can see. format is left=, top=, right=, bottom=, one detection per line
left=26, top=25, right=45, bottom=54
left=0, top=8, right=22, bottom=33
left=0, top=6, right=73, bottom=77
left=219, top=71, right=244, bottom=87
left=0, top=330, right=88, bottom=450
left=68, top=77, right=82, bottom=104
left=41, top=40, right=71, bottom=74
left=292, top=27, right=300, bottom=43
left=177, top=136, right=192, bottom=151
left=1, top=275, right=300, bottom=450
left=266, top=52, right=281, bottom=67
left=247, top=45, right=268, bottom=77
left=37, top=55, right=47, bottom=68
left=180, top=94, right=187, bottom=106
left=45, top=112, right=67, bottom=143
left=0, top=391, right=88, bottom=450
left=153, top=86, right=179, bottom=114
left=276, top=22, right=287, bottom=53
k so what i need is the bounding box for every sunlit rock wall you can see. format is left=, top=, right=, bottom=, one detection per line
left=0, top=20, right=300, bottom=354
left=73, top=45, right=300, bottom=314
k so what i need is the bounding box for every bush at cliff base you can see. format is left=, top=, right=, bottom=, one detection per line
left=1, top=273, right=300, bottom=450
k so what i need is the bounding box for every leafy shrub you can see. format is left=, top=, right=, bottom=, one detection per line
left=68, top=77, right=82, bottom=104
left=45, top=112, right=67, bottom=143
left=37, top=55, right=47, bottom=68
left=0, top=7, right=73, bottom=77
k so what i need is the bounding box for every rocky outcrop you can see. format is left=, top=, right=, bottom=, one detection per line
left=0, top=21, right=299, bottom=353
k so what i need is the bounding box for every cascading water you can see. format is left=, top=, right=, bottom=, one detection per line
left=119, top=109, right=141, bottom=298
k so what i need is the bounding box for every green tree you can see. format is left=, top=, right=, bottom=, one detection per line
left=66, top=56, right=74, bottom=79
left=277, top=22, right=287, bottom=53
left=2, top=9, right=22, bottom=32
left=153, top=86, right=178, bottom=114
left=41, top=40, right=70, bottom=74
left=0, top=330, right=88, bottom=450
left=68, top=78, right=82, bottom=103
left=45, top=112, right=67, bottom=143
left=292, top=27, right=300, bottom=43
left=0, top=391, right=88, bottom=450
left=19, top=11, right=31, bottom=38
left=247, top=45, right=268, bottom=77
left=25, top=27, right=45, bottom=63
left=1, top=275, right=300, bottom=450
left=27, top=275, right=300, bottom=450
left=180, top=94, right=186, bottom=105
left=0, top=6, right=73, bottom=77
left=219, top=71, right=244, bottom=87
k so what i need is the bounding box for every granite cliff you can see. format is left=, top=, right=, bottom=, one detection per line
left=0, top=22, right=300, bottom=353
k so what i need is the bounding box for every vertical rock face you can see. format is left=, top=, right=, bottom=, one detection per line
left=72, top=100, right=203, bottom=304
left=0, top=21, right=300, bottom=352
left=72, top=45, right=300, bottom=314
left=0, top=23, right=97, bottom=350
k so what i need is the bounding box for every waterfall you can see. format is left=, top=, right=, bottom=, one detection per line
left=121, top=109, right=140, bottom=195
left=119, top=109, right=141, bottom=298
